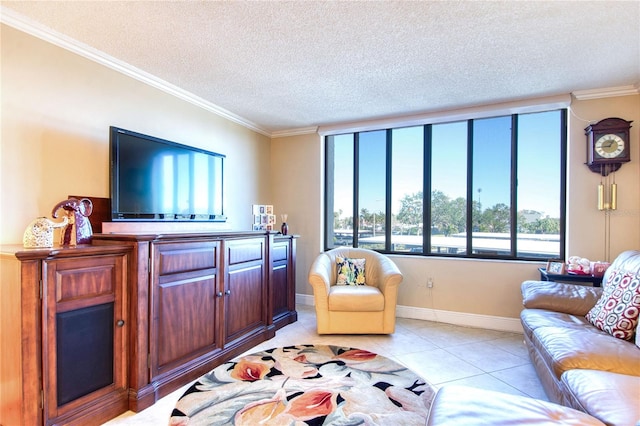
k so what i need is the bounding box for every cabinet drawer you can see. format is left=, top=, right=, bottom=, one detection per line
left=272, top=243, right=289, bottom=263
left=226, top=238, right=265, bottom=265
left=46, top=255, right=124, bottom=313
left=53, top=259, right=117, bottom=303
left=155, top=241, right=219, bottom=275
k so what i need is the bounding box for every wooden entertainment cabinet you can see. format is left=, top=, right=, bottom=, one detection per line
left=1, top=231, right=297, bottom=425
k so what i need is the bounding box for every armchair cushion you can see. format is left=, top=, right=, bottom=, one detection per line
left=336, top=256, right=366, bottom=285
left=328, top=285, right=384, bottom=311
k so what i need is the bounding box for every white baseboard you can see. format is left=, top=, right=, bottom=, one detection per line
left=295, top=293, right=523, bottom=333
left=295, top=293, right=315, bottom=306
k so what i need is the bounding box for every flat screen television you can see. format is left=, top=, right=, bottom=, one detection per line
left=109, top=126, right=226, bottom=222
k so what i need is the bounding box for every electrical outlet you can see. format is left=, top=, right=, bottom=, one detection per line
left=427, top=278, right=434, bottom=288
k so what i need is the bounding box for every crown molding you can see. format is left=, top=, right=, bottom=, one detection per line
left=572, top=84, right=640, bottom=100
left=0, top=6, right=272, bottom=137
left=271, top=127, right=319, bottom=139
left=318, top=94, right=571, bottom=136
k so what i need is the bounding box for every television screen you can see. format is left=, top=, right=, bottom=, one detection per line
left=110, top=126, right=226, bottom=221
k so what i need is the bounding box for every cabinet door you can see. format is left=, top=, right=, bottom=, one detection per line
left=150, top=241, right=221, bottom=379
left=223, top=238, right=267, bottom=346
left=42, top=254, right=128, bottom=425
left=271, top=236, right=297, bottom=330
left=272, top=238, right=291, bottom=320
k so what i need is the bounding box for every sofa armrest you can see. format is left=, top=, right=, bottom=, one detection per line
left=521, top=280, right=603, bottom=316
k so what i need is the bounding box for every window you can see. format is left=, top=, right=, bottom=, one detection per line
left=325, top=109, right=566, bottom=260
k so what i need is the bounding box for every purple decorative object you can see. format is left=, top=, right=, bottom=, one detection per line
left=52, top=197, right=94, bottom=245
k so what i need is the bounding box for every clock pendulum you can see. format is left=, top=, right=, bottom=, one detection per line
left=597, top=169, right=617, bottom=211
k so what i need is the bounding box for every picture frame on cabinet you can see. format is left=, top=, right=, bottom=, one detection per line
left=546, top=260, right=566, bottom=274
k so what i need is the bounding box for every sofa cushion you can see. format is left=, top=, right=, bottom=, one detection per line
left=522, top=281, right=602, bottom=316
left=328, top=285, right=384, bottom=312
left=585, top=269, right=640, bottom=341
left=521, top=308, right=594, bottom=340
left=530, top=326, right=640, bottom=379
left=426, top=385, right=605, bottom=426
left=336, top=256, right=366, bottom=286
left=561, top=369, right=640, bottom=426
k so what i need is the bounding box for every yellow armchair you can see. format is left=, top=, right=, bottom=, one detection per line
left=308, top=248, right=403, bottom=334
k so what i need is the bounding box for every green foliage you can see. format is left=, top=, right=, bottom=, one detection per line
left=519, top=215, right=560, bottom=234
left=334, top=191, right=559, bottom=236
left=478, top=203, right=510, bottom=232
left=397, top=191, right=423, bottom=234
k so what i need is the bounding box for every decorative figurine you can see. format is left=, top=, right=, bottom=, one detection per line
left=23, top=216, right=69, bottom=248
left=51, top=197, right=94, bottom=245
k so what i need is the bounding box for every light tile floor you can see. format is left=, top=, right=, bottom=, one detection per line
left=104, top=305, right=547, bottom=425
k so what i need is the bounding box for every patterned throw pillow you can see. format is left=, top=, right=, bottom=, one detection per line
left=336, top=257, right=366, bottom=286
left=586, top=269, right=640, bottom=340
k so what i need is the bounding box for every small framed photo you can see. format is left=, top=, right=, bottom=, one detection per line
left=592, top=262, right=610, bottom=277
left=546, top=260, right=566, bottom=274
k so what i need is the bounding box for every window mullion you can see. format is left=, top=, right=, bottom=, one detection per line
left=423, top=125, right=432, bottom=254
left=385, top=129, right=392, bottom=252
left=353, top=133, right=360, bottom=247
left=510, top=115, right=518, bottom=256
left=466, top=120, right=474, bottom=255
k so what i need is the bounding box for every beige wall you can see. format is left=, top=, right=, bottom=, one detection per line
left=3, top=23, right=639, bottom=323
left=1, top=24, right=271, bottom=243
left=270, top=133, right=323, bottom=299
left=273, top=96, right=640, bottom=320
left=567, top=95, right=640, bottom=259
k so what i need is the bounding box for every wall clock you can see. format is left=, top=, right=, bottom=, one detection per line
left=585, top=117, right=632, bottom=175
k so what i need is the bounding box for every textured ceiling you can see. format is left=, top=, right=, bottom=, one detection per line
left=2, top=1, right=639, bottom=135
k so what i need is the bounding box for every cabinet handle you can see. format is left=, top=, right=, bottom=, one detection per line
left=217, top=291, right=224, bottom=298
left=116, top=320, right=125, bottom=327
left=225, top=289, right=231, bottom=296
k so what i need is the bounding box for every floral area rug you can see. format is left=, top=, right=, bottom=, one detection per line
left=169, top=344, right=435, bottom=425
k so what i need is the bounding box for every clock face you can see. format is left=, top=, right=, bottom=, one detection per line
left=595, top=134, right=625, bottom=159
